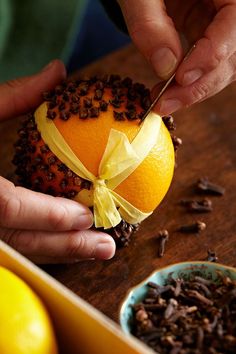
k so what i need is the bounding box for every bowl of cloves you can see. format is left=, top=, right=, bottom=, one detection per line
left=119, top=262, right=236, bottom=353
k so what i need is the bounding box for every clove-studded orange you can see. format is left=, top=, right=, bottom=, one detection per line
left=13, top=75, right=176, bottom=220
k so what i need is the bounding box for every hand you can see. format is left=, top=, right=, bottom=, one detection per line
left=118, top=0, right=236, bottom=114
left=0, top=60, right=115, bottom=263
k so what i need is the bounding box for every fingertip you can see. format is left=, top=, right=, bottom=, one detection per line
left=78, top=212, right=93, bottom=230
left=94, top=234, right=116, bottom=260
left=151, top=47, right=178, bottom=80
left=159, top=98, right=183, bottom=115
left=180, top=69, right=203, bottom=87
left=74, top=212, right=94, bottom=230
left=151, top=84, right=183, bottom=115
left=40, top=59, right=67, bottom=83
left=48, top=59, right=67, bottom=78
left=58, top=197, right=94, bottom=230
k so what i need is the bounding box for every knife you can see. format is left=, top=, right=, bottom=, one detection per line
left=141, top=44, right=196, bottom=121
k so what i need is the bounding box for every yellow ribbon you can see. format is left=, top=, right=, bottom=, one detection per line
left=35, top=103, right=161, bottom=229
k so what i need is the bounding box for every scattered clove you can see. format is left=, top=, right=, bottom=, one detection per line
left=177, top=221, right=206, bottom=234
left=206, top=249, right=218, bottom=262
left=180, top=198, right=213, bottom=213
left=197, top=177, right=225, bottom=196
left=157, top=230, right=169, bottom=257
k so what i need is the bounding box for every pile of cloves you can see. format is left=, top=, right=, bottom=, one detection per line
left=132, top=272, right=236, bottom=353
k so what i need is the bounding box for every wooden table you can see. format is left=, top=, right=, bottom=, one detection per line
left=1, top=45, right=236, bottom=324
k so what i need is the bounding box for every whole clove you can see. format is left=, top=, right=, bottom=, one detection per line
left=206, top=249, right=219, bottom=262
left=197, top=177, right=225, bottom=196
left=162, top=116, right=176, bottom=131
left=186, top=289, right=214, bottom=306
left=157, top=230, right=169, bottom=257
left=131, top=273, right=236, bottom=353
left=171, top=136, right=182, bottom=151
left=180, top=198, right=213, bottom=213
left=105, top=220, right=140, bottom=247
left=164, top=298, right=178, bottom=319
left=114, top=111, right=125, bottom=121
left=177, top=221, right=206, bottom=233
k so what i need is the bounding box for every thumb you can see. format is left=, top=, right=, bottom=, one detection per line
left=0, top=59, right=66, bottom=121
left=118, top=0, right=183, bottom=79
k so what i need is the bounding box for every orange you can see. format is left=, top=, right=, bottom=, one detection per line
left=53, top=89, right=175, bottom=213
left=14, top=76, right=175, bottom=215
left=0, top=266, right=58, bottom=354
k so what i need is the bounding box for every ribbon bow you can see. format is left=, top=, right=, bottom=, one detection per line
left=35, top=103, right=161, bottom=229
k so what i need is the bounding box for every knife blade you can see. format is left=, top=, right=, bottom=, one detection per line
left=141, top=45, right=196, bottom=121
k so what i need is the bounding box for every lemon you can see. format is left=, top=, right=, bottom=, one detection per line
left=0, top=266, right=58, bottom=354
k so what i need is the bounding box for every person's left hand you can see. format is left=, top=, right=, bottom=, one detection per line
left=0, top=60, right=65, bottom=120
left=0, top=60, right=116, bottom=264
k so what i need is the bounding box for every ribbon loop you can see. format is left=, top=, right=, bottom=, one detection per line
left=93, top=178, right=121, bottom=229
left=99, top=129, right=139, bottom=180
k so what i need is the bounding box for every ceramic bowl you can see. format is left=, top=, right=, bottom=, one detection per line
left=119, top=261, right=236, bottom=334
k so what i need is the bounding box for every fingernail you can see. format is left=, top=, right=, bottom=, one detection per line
left=151, top=47, right=177, bottom=79
left=73, top=213, right=93, bottom=230
left=182, top=69, right=203, bottom=86
left=41, top=60, right=55, bottom=72
left=94, top=239, right=115, bottom=260
left=160, top=99, right=183, bottom=115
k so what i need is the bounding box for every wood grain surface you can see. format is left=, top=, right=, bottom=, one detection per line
left=1, top=45, right=236, bottom=323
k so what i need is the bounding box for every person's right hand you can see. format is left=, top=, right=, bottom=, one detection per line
left=118, top=0, right=236, bottom=115
left=0, top=60, right=115, bottom=264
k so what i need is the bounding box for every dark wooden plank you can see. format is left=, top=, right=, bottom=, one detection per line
left=1, top=45, right=236, bottom=324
